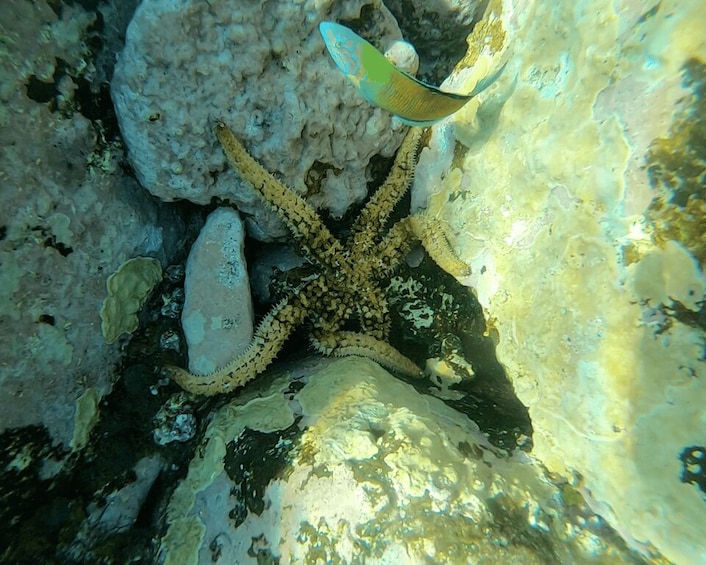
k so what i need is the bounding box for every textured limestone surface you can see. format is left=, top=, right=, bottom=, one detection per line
left=0, top=0, right=181, bottom=448
left=111, top=0, right=409, bottom=240
left=414, top=0, right=706, bottom=563
left=181, top=207, right=253, bottom=375
left=159, top=357, right=644, bottom=565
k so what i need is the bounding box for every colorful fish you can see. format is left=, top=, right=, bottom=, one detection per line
left=319, top=21, right=505, bottom=126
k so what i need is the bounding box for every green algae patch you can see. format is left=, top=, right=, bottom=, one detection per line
left=70, top=386, right=100, bottom=451
left=100, top=257, right=162, bottom=344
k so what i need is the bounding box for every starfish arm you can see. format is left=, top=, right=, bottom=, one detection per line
left=311, top=330, right=422, bottom=378
left=407, top=214, right=470, bottom=277
left=355, top=285, right=391, bottom=340
left=348, top=127, right=423, bottom=251
left=312, top=269, right=392, bottom=341
left=371, top=216, right=416, bottom=276
left=215, top=121, right=349, bottom=274
left=167, top=296, right=308, bottom=396
left=372, top=214, right=470, bottom=278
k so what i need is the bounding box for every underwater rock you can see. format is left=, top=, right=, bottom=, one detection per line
left=68, top=455, right=164, bottom=555
left=384, top=39, right=420, bottom=76
left=111, top=0, right=408, bottom=240
left=413, top=0, right=706, bottom=563
left=383, top=0, right=484, bottom=85
left=0, top=1, right=182, bottom=449
left=159, top=356, right=644, bottom=564
left=153, top=392, right=197, bottom=446
left=181, top=208, right=253, bottom=375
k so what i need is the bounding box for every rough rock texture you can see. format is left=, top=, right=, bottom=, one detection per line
left=413, top=0, right=706, bottom=563
left=159, top=357, right=644, bottom=565
left=182, top=207, right=253, bottom=375
left=111, top=0, right=410, bottom=240
left=0, top=0, right=181, bottom=448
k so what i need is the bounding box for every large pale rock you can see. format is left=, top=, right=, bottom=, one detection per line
left=182, top=208, right=253, bottom=375
left=414, top=1, right=706, bottom=563
left=159, top=357, right=642, bottom=564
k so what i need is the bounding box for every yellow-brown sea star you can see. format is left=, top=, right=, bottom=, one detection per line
left=167, top=122, right=469, bottom=396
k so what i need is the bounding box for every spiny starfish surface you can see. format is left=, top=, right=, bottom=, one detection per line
left=167, top=122, right=469, bottom=396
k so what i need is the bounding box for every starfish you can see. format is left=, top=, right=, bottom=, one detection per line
left=167, top=122, right=469, bottom=396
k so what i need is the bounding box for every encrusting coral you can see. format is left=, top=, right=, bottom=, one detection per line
left=166, top=123, right=469, bottom=396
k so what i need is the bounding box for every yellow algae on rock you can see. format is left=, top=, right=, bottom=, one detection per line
left=70, top=387, right=100, bottom=451
left=414, top=0, right=706, bottom=563
left=99, top=256, right=162, bottom=344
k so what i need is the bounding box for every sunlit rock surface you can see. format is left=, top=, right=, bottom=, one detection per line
left=414, top=1, right=706, bottom=563
left=159, top=357, right=643, bottom=564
